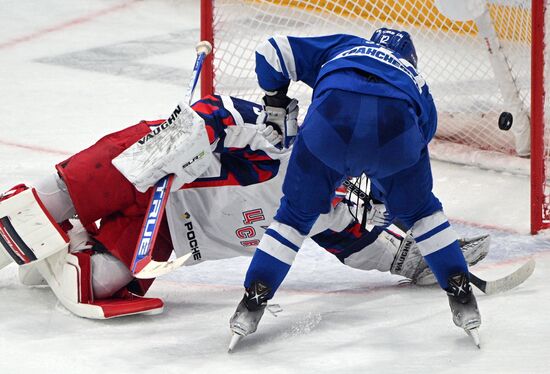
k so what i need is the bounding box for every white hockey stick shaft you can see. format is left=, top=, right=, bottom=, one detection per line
left=131, top=41, right=212, bottom=276
left=470, top=257, right=535, bottom=295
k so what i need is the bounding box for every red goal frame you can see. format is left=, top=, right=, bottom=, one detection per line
left=531, top=0, right=548, bottom=234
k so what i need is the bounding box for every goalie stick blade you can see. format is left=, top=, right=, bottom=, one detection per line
left=469, top=258, right=535, bottom=295
left=133, top=253, right=192, bottom=279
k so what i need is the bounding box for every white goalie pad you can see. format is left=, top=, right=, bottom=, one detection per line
left=36, top=250, right=164, bottom=319
left=0, top=188, right=69, bottom=269
left=0, top=247, right=11, bottom=269
left=112, top=102, right=214, bottom=192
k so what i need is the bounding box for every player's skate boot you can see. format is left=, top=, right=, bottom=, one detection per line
left=446, top=272, right=481, bottom=347
left=228, top=280, right=271, bottom=352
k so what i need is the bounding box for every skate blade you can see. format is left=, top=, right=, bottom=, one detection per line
left=466, top=328, right=481, bottom=349
left=228, top=333, right=243, bottom=353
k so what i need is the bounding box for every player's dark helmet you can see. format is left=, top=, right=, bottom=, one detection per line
left=370, top=28, right=418, bottom=68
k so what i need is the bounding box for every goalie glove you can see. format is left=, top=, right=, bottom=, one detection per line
left=256, top=123, right=283, bottom=146
left=362, top=198, right=390, bottom=227
left=262, top=89, right=299, bottom=148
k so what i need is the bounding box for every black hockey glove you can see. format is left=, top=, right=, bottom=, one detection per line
left=261, top=89, right=299, bottom=148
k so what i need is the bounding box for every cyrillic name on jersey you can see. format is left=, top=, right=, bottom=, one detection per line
left=242, top=209, right=265, bottom=224
left=237, top=209, right=265, bottom=247
left=325, top=45, right=426, bottom=93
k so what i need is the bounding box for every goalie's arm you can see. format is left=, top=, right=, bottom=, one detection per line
left=192, top=95, right=266, bottom=150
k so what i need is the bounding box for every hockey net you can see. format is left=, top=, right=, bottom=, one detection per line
left=200, top=0, right=549, bottom=233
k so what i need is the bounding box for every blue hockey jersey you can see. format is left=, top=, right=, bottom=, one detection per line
left=255, top=34, right=437, bottom=141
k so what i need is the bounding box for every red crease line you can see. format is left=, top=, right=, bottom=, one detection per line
left=0, top=139, right=71, bottom=156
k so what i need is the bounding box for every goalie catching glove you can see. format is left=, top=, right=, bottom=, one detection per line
left=260, top=88, right=299, bottom=148
left=362, top=198, right=390, bottom=227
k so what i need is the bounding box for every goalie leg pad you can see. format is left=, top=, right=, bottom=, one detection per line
left=0, top=248, right=12, bottom=270
left=18, top=263, right=47, bottom=286
left=390, top=234, right=491, bottom=285
left=37, top=250, right=164, bottom=319
left=0, top=185, right=69, bottom=269
left=342, top=228, right=401, bottom=272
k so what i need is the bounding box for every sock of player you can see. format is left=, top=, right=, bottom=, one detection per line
left=244, top=221, right=306, bottom=298
left=410, top=211, right=468, bottom=289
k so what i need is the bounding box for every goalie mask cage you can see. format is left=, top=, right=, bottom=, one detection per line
left=200, top=0, right=549, bottom=234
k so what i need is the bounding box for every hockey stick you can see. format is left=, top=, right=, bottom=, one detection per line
left=469, top=257, right=536, bottom=295
left=343, top=174, right=536, bottom=294
left=130, top=41, right=212, bottom=278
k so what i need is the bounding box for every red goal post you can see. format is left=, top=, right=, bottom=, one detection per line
left=201, top=0, right=549, bottom=234
left=531, top=0, right=548, bottom=234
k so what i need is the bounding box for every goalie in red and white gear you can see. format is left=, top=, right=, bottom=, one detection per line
left=0, top=95, right=489, bottom=319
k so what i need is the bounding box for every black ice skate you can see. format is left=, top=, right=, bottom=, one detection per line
left=228, top=280, right=271, bottom=352
left=446, top=272, right=482, bottom=348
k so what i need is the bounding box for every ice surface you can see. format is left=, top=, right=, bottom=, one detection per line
left=1, top=1, right=549, bottom=373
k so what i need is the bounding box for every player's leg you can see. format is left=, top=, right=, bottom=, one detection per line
left=0, top=183, right=159, bottom=318
left=231, top=135, right=346, bottom=338
left=56, top=121, right=154, bottom=226
left=244, top=135, right=345, bottom=291
left=231, top=87, right=377, bottom=338
left=371, top=148, right=468, bottom=287
left=372, top=148, right=481, bottom=332
left=2, top=122, right=169, bottom=317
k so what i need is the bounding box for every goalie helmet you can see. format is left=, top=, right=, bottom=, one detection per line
left=370, top=28, right=418, bottom=68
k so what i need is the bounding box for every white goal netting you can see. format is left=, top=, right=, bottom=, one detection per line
left=207, top=0, right=531, bottom=154
left=202, top=0, right=550, bottom=232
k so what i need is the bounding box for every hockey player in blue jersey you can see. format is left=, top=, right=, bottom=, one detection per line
left=229, top=28, right=482, bottom=350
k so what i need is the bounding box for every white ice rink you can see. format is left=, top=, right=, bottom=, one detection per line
left=1, top=1, right=549, bottom=373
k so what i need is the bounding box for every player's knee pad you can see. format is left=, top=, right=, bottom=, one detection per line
left=18, top=218, right=95, bottom=287
left=0, top=184, right=69, bottom=270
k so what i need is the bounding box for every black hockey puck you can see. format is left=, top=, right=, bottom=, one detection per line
left=498, top=111, right=513, bottom=131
